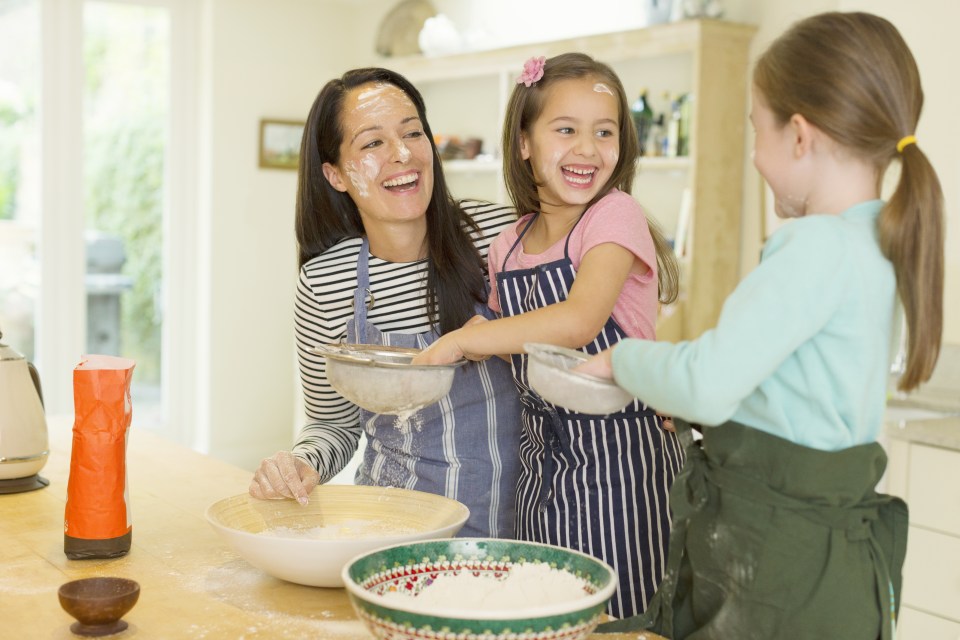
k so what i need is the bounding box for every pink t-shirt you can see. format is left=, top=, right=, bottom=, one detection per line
left=488, top=189, right=659, bottom=340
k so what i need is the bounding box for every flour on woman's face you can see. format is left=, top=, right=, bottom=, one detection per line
left=327, top=82, right=434, bottom=231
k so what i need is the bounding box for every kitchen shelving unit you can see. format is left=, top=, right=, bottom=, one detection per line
left=385, top=19, right=756, bottom=340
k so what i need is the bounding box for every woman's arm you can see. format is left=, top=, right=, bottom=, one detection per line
left=250, top=266, right=364, bottom=502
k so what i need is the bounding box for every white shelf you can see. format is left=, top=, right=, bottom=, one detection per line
left=390, top=19, right=756, bottom=340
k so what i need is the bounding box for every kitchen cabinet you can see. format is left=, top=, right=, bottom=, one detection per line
left=385, top=19, right=756, bottom=340
left=885, top=413, right=960, bottom=638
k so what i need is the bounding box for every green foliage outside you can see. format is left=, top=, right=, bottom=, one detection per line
left=0, top=102, right=24, bottom=221
left=83, top=5, right=168, bottom=385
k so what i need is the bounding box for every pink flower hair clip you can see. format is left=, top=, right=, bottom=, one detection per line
left=517, top=56, right=546, bottom=87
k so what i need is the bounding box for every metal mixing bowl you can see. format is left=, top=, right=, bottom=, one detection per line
left=312, top=344, right=466, bottom=416
left=525, top=342, right=634, bottom=415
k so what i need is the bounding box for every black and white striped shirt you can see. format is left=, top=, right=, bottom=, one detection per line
left=292, top=201, right=517, bottom=481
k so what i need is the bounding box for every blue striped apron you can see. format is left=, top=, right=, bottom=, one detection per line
left=496, top=213, right=686, bottom=618
left=346, top=238, right=522, bottom=539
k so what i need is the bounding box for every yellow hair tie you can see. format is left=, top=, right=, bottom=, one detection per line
left=896, top=135, right=917, bottom=153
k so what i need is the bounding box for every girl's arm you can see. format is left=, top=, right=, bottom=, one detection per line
left=611, top=215, right=851, bottom=425
left=415, top=241, right=636, bottom=364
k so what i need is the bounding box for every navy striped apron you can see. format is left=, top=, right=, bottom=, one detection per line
left=346, top=238, right=522, bottom=539
left=496, top=213, right=686, bottom=618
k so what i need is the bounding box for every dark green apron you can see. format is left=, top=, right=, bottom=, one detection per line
left=598, top=420, right=908, bottom=640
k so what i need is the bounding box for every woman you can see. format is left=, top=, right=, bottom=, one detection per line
left=249, top=68, right=522, bottom=538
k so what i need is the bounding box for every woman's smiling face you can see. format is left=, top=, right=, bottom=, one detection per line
left=322, top=82, right=435, bottom=229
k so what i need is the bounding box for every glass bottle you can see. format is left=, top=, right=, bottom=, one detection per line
left=630, top=88, right=654, bottom=156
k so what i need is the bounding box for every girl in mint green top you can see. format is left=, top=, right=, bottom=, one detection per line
left=581, top=11, right=946, bottom=640
left=614, top=199, right=895, bottom=450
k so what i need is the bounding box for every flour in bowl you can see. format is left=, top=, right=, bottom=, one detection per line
left=260, top=518, right=419, bottom=539
left=379, top=563, right=589, bottom=610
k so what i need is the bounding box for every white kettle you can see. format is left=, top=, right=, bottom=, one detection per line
left=0, top=324, right=50, bottom=491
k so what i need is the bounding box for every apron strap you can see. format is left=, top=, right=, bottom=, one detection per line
left=352, top=238, right=374, bottom=344
left=501, top=213, right=539, bottom=272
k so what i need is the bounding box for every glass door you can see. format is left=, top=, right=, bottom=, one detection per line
left=0, top=0, right=198, bottom=443
left=0, top=0, right=41, bottom=362
left=83, top=1, right=170, bottom=428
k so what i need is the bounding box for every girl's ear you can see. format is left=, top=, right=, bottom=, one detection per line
left=789, top=113, right=816, bottom=159
left=322, top=162, right=349, bottom=193
left=519, top=131, right=531, bottom=161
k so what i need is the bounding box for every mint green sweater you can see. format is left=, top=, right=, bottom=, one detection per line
left=612, top=200, right=897, bottom=450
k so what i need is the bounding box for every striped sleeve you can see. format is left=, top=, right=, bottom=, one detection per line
left=292, top=242, right=364, bottom=483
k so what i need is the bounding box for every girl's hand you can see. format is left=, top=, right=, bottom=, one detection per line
left=572, top=347, right=615, bottom=380
left=412, top=332, right=465, bottom=365
left=657, top=414, right=676, bottom=432
left=249, top=451, right=320, bottom=506
left=461, top=315, right=492, bottom=361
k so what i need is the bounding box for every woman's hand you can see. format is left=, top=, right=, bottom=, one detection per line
left=249, top=451, right=321, bottom=506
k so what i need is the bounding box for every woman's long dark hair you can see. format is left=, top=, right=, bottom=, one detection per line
left=295, top=68, right=487, bottom=334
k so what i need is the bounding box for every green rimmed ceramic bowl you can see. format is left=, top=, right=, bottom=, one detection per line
left=341, top=538, right=617, bottom=640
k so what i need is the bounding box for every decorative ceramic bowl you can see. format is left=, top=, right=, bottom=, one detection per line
left=206, top=485, right=469, bottom=587
left=525, top=343, right=635, bottom=415
left=313, top=343, right=466, bottom=416
left=342, top=538, right=617, bottom=640
left=58, top=577, right=140, bottom=637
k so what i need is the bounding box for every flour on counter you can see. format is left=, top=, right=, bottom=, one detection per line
left=378, top=562, right=589, bottom=611
left=260, top=518, right=419, bottom=539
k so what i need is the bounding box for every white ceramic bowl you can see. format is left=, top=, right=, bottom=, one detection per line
left=313, top=344, right=466, bottom=416
left=205, top=485, right=469, bottom=587
left=342, top=538, right=618, bottom=640
left=525, top=342, right=635, bottom=415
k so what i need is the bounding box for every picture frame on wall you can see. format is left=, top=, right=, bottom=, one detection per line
left=258, top=119, right=304, bottom=170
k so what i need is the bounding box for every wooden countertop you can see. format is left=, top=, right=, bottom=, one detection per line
left=0, top=416, right=661, bottom=639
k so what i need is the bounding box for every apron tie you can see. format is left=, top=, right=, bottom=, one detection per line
left=520, top=390, right=572, bottom=511
left=692, top=448, right=898, bottom=640
left=600, top=421, right=902, bottom=639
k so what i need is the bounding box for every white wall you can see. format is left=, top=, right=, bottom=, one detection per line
left=197, top=0, right=373, bottom=468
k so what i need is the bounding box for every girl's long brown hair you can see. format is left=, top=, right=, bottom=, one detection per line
left=295, top=68, right=487, bottom=334
left=501, top=52, right=679, bottom=304
left=754, top=12, right=944, bottom=391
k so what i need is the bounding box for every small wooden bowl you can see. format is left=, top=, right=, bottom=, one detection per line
left=58, top=577, right=140, bottom=636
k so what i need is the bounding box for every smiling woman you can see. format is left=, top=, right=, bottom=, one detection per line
left=249, top=67, right=523, bottom=541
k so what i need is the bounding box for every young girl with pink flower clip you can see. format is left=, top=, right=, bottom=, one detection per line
left=413, top=52, right=684, bottom=619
